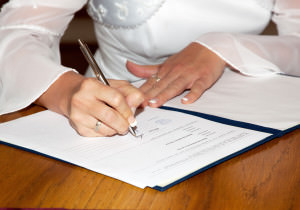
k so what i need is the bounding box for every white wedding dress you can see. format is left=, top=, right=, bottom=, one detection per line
left=0, top=0, right=299, bottom=114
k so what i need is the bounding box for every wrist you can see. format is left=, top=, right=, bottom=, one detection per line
left=35, top=71, right=84, bottom=117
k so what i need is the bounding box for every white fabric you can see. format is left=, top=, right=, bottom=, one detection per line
left=0, top=0, right=299, bottom=115
left=87, top=0, right=166, bottom=28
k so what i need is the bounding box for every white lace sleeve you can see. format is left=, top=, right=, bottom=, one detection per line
left=0, top=0, right=87, bottom=115
left=195, top=0, right=300, bottom=77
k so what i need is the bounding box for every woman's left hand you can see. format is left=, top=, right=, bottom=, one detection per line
left=126, top=42, right=227, bottom=107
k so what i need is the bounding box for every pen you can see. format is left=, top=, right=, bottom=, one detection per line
left=78, top=39, right=137, bottom=137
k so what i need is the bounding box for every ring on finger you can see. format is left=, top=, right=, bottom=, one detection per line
left=95, top=120, right=101, bottom=132
left=151, top=74, right=161, bottom=82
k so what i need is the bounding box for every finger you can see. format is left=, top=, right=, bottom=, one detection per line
left=82, top=116, right=118, bottom=136
left=72, top=85, right=130, bottom=135
left=126, top=60, right=160, bottom=78
left=139, top=75, right=161, bottom=95
left=138, top=63, right=177, bottom=107
left=92, top=119, right=118, bottom=137
left=148, top=77, right=189, bottom=107
left=144, top=68, right=181, bottom=103
left=69, top=114, right=117, bottom=137
left=126, top=60, right=161, bottom=101
left=89, top=100, right=130, bottom=135
left=114, top=81, right=145, bottom=109
left=181, top=78, right=209, bottom=104
left=141, top=81, right=169, bottom=107
left=79, top=79, right=132, bottom=120
left=92, top=83, right=133, bottom=121
left=69, top=78, right=131, bottom=136
left=109, top=80, right=143, bottom=122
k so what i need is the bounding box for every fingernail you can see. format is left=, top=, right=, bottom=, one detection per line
left=149, top=98, right=158, bottom=104
left=128, top=116, right=137, bottom=127
left=182, top=97, right=189, bottom=102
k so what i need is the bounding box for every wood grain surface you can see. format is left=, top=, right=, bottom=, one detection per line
left=0, top=106, right=299, bottom=209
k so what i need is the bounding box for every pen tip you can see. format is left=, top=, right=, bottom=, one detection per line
left=129, top=126, right=137, bottom=137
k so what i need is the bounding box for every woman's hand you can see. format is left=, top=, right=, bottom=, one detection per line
left=127, top=42, right=226, bottom=107
left=36, top=72, right=144, bottom=137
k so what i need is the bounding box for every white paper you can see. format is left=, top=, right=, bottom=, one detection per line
left=164, top=70, right=300, bottom=131
left=133, top=69, right=300, bottom=131
left=0, top=107, right=271, bottom=189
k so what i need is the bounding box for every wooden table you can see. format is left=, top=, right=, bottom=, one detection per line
left=0, top=105, right=299, bottom=209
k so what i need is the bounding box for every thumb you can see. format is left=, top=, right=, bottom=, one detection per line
left=126, top=60, right=160, bottom=78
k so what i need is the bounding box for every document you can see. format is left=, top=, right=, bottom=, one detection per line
left=1, top=70, right=299, bottom=190
left=0, top=107, right=270, bottom=189
left=161, top=70, right=300, bottom=131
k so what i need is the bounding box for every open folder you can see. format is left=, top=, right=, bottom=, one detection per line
left=0, top=69, right=299, bottom=191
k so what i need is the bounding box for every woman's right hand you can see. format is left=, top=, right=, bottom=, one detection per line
left=36, top=71, right=144, bottom=137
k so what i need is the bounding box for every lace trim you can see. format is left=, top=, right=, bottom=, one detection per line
left=87, top=0, right=166, bottom=29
